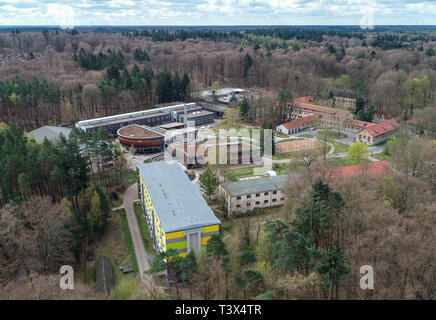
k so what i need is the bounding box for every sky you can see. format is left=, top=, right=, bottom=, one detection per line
left=0, top=0, right=435, bottom=26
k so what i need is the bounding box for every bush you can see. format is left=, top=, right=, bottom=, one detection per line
left=111, top=279, right=138, bottom=300
left=240, top=249, right=256, bottom=266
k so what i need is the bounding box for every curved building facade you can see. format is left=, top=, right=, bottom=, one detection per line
left=117, top=124, right=165, bottom=153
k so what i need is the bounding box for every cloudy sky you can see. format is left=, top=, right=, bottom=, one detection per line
left=0, top=0, right=434, bottom=26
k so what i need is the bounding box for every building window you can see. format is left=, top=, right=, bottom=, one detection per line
left=272, top=199, right=277, bottom=202
left=236, top=196, right=241, bottom=200
left=255, top=201, right=260, bottom=205
left=264, top=200, right=268, bottom=203
left=264, top=192, right=268, bottom=196
left=247, top=195, right=251, bottom=199
left=256, top=193, right=260, bottom=197
left=272, top=190, right=277, bottom=195
left=247, top=203, right=251, bottom=206
left=236, top=204, right=241, bottom=208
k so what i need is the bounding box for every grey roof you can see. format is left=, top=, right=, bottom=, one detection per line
left=185, top=110, right=214, bottom=119
left=75, top=103, right=197, bottom=130
left=221, top=173, right=302, bottom=197
left=137, top=161, right=221, bottom=233
left=29, top=126, right=72, bottom=142
left=199, top=102, right=228, bottom=112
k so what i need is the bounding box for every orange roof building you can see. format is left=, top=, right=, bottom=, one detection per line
left=292, top=97, right=352, bottom=128
left=356, top=118, right=400, bottom=145
left=276, top=115, right=319, bottom=134
left=329, top=160, right=392, bottom=179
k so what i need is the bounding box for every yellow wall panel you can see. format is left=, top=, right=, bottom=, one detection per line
left=203, top=224, right=220, bottom=233
left=166, top=231, right=185, bottom=239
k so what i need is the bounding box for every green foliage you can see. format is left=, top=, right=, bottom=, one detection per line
left=235, top=269, right=264, bottom=299
left=133, top=47, right=151, bottom=62
left=426, top=47, right=435, bottom=57
left=111, top=278, right=138, bottom=300
left=239, top=96, right=249, bottom=119
left=263, top=220, right=312, bottom=274
left=240, top=249, right=256, bottom=266
left=347, top=142, right=370, bottom=164
left=155, top=69, right=190, bottom=103
left=292, top=179, right=345, bottom=250
left=254, top=290, right=275, bottom=300
left=313, top=241, right=350, bottom=299
left=78, top=48, right=124, bottom=71
left=199, top=166, right=219, bottom=199
left=243, top=53, right=253, bottom=78
left=335, top=74, right=351, bottom=90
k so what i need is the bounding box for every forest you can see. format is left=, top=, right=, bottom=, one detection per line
left=0, top=27, right=435, bottom=131
left=0, top=26, right=435, bottom=300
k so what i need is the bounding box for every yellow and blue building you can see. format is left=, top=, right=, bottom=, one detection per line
left=137, top=161, right=221, bottom=257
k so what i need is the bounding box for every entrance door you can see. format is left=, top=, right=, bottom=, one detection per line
left=188, top=232, right=200, bottom=252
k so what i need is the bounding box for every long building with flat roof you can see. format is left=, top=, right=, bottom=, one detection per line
left=137, top=161, right=221, bottom=256
left=75, top=103, right=199, bottom=134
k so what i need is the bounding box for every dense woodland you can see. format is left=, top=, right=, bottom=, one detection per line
left=0, top=27, right=435, bottom=131
left=0, top=27, right=435, bottom=300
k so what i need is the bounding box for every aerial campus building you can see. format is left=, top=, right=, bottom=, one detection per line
left=219, top=173, right=301, bottom=213
left=75, top=102, right=206, bottom=134
left=137, top=161, right=221, bottom=256
left=117, top=124, right=165, bottom=153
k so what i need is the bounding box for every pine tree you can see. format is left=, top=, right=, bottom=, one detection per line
left=314, top=241, right=350, bottom=300
left=199, top=166, right=219, bottom=200
left=239, top=96, right=249, bottom=119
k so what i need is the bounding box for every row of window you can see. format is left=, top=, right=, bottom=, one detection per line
left=236, top=197, right=285, bottom=208
left=236, top=190, right=278, bottom=200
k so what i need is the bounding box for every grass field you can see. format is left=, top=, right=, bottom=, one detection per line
left=222, top=166, right=267, bottom=181
left=317, top=130, right=347, bottom=140
left=86, top=210, right=139, bottom=298
left=333, top=141, right=350, bottom=154
left=118, top=209, right=139, bottom=275
left=126, top=169, right=138, bottom=185
left=327, top=157, right=369, bottom=167
left=134, top=202, right=156, bottom=254
left=372, top=153, right=392, bottom=161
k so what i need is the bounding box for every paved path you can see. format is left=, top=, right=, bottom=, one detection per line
left=122, top=183, right=150, bottom=278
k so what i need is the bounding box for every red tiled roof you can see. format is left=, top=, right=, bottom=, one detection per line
left=363, top=119, right=400, bottom=137
left=351, top=119, right=376, bottom=129
left=294, top=96, right=315, bottom=103
left=406, top=118, right=423, bottom=125
left=330, top=160, right=391, bottom=178
left=278, top=115, right=319, bottom=130
left=294, top=101, right=350, bottom=118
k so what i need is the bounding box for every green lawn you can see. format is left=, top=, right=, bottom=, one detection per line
left=327, top=157, right=370, bottom=167
left=221, top=166, right=267, bottom=181
left=333, top=142, right=350, bottom=154
left=126, top=169, right=138, bottom=185
left=143, top=159, right=152, bottom=164
left=274, top=131, right=290, bottom=138
left=274, top=152, right=293, bottom=160
left=118, top=209, right=139, bottom=275
left=133, top=202, right=156, bottom=254
left=372, top=153, right=392, bottom=161
left=87, top=210, right=139, bottom=294
left=317, top=130, right=347, bottom=141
